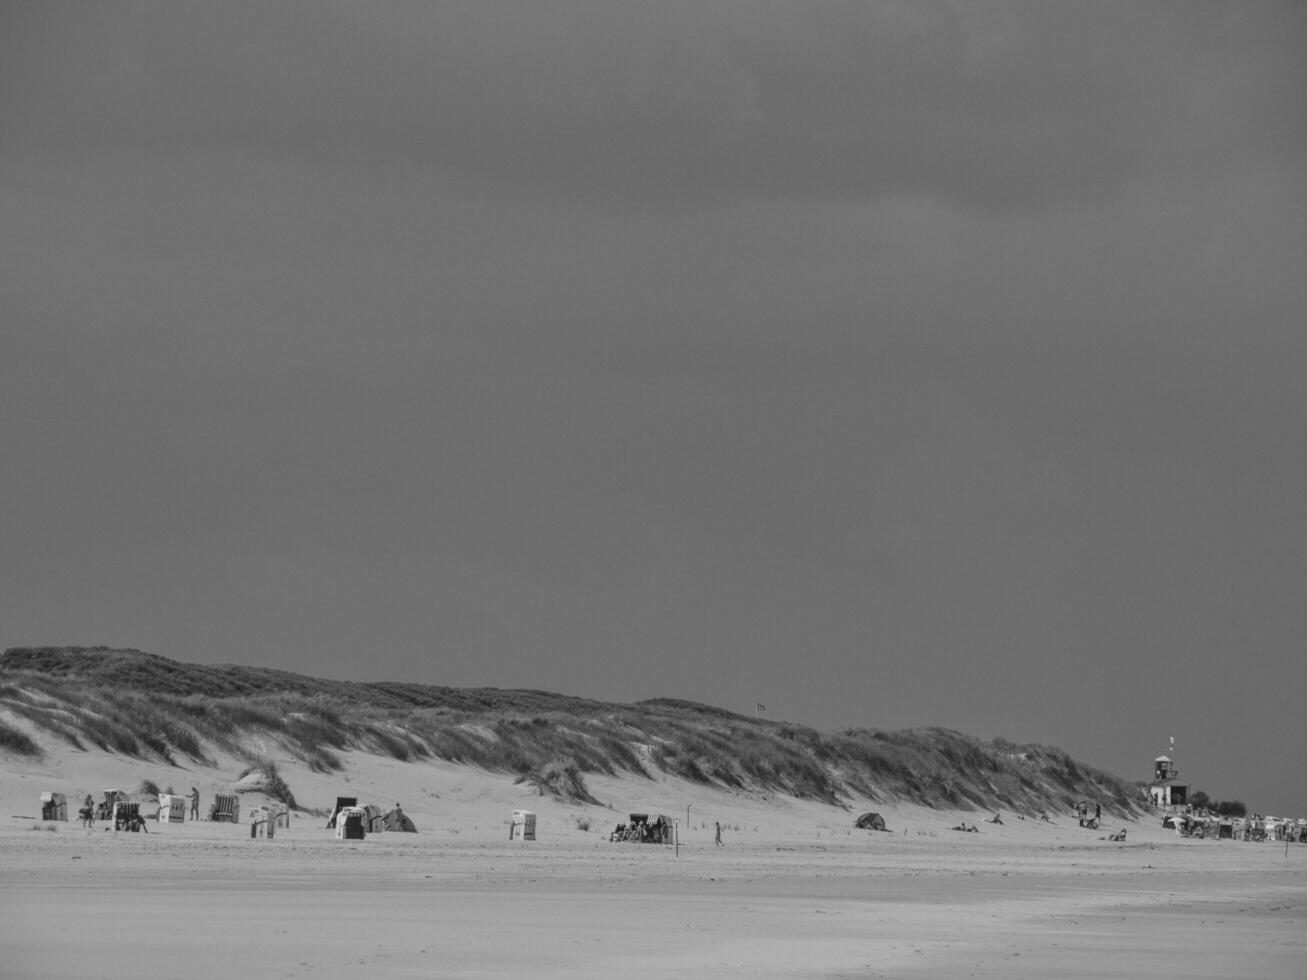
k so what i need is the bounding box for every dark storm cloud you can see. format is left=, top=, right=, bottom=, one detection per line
left=3, top=2, right=1306, bottom=815
left=4, top=1, right=1302, bottom=209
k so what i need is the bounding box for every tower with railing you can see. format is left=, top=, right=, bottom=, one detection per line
left=1148, top=754, right=1188, bottom=810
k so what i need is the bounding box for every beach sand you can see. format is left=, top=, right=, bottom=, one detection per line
left=2, top=747, right=1303, bottom=978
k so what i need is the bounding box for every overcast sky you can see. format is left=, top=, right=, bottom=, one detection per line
left=3, top=2, right=1304, bottom=815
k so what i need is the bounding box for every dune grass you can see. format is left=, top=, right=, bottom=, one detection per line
left=1, top=646, right=1145, bottom=815
left=236, top=761, right=298, bottom=809
left=0, top=717, right=42, bottom=757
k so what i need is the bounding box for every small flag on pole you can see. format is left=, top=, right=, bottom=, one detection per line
left=756, top=702, right=766, bottom=713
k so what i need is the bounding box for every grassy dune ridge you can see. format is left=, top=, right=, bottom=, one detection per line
left=0, top=646, right=1142, bottom=817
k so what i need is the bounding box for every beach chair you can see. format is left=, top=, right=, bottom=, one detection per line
left=208, top=793, right=240, bottom=823
left=248, top=806, right=270, bottom=837
left=327, top=796, right=358, bottom=829
left=364, top=804, right=387, bottom=833
left=158, top=793, right=188, bottom=823
left=335, top=806, right=368, bottom=840
left=112, top=801, right=141, bottom=831
left=40, top=792, right=68, bottom=821
left=96, top=789, right=127, bottom=821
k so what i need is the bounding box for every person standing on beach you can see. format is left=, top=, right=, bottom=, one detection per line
left=190, top=786, right=200, bottom=820
left=715, top=821, right=723, bottom=846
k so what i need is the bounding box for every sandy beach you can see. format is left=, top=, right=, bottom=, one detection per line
left=2, top=749, right=1303, bottom=978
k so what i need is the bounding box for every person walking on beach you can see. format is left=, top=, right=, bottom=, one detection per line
left=715, top=821, right=723, bottom=847
left=189, top=786, right=200, bottom=820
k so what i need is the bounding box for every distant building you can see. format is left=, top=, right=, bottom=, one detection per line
left=1148, top=754, right=1188, bottom=808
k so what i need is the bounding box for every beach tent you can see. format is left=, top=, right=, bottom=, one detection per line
left=854, top=812, right=887, bottom=831
left=384, top=807, right=417, bottom=833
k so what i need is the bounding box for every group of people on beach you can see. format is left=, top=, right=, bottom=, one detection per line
left=75, top=786, right=202, bottom=828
